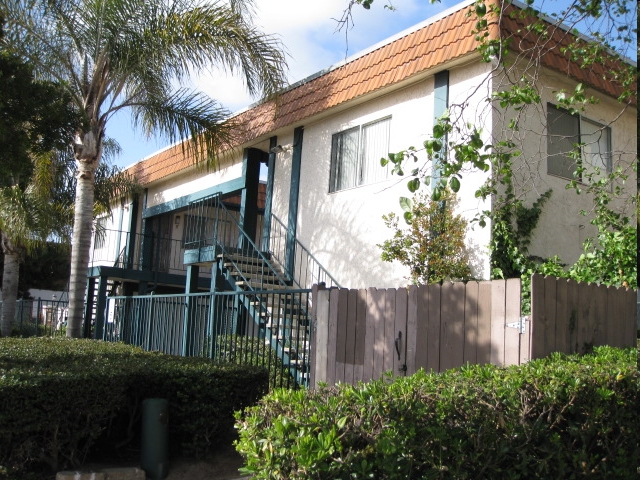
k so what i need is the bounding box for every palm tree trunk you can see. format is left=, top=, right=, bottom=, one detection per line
left=66, top=147, right=100, bottom=338
left=1, top=232, right=20, bottom=337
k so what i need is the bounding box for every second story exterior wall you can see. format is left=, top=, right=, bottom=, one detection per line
left=494, top=63, right=637, bottom=266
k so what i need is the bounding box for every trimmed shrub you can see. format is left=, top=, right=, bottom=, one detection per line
left=235, top=346, right=638, bottom=479
left=0, top=337, right=268, bottom=477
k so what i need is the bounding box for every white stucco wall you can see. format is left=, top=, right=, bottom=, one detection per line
left=496, top=66, right=637, bottom=266
left=288, top=60, right=494, bottom=288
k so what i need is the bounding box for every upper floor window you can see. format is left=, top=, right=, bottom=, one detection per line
left=547, top=104, right=611, bottom=181
left=329, top=117, right=391, bottom=192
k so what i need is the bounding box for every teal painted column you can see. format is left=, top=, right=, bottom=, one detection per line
left=93, top=275, right=108, bottom=340
left=126, top=194, right=139, bottom=270
left=82, top=277, right=96, bottom=338
left=261, top=136, right=277, bottom=252
left=182, top=264, right=200, bottom=356
left=239, top=148, right=264, bottom=248
left=139, top=190, right=152, bottom=294
left=431, top=70, right=449, bottom=189
left=286, top=127, right=304, bottom=277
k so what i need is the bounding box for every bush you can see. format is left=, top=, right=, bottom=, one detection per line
left=0, top=337, right=268, bottom=477
left=235, top=346, right=638, bottom=479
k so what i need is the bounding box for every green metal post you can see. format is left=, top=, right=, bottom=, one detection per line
left=141, top=398, right=169, bottom=480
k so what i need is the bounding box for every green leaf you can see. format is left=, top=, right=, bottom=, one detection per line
left=380, top=157, right=389, bottom=167
left=407, top=178, right=420, bottom=193
left=399, top=197, right=413, bottom=212
left=450, top=176, right=460, bottom=193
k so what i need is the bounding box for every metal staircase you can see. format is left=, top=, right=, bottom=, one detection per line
left=186, top=194, right=312, bottom=387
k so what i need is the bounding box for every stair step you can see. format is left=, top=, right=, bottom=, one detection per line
left=236, top=281, right=290, bottom=290
left=219, top=253, right=272, bottom=266
left=229, top=271, right=286, bottom=286
left=224, top=262, right=286, bottom=276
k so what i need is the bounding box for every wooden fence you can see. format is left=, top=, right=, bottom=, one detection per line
left=311, top=275, right=636, bottom=388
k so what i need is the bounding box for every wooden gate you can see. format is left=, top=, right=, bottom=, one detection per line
left=311, top=277, right=637, bottom=388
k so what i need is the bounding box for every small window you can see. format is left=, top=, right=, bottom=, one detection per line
left=547, top=104, right=612, bottom=181
left=329, top=117, right=391, bottom=192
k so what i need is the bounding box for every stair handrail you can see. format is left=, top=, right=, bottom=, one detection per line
left=269, top=213, right=341, bottom=289
left=194, top=194, right=291, bottom=291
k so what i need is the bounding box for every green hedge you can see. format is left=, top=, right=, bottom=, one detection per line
left=0, top=337, right=268, bottom=477
left=235, top=346, right=638, bottom=479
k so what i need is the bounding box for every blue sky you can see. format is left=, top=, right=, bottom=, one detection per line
left=107, top=0, right=637, bottom=169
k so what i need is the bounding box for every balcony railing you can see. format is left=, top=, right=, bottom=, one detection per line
left=90, top=228, right=187, bottom=273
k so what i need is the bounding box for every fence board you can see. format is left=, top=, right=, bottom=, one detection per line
left=477, top=281, right=492, bottom=364
left=504, top=279, right=521, bottom=366
left=623, top=287, right=636, bottom=345
left=490, top=280, right=506, bottom=366
left=406, top=285, right=418, bottom=375
left=383, top=289, right=396, bottom=374
left=414, top=286, right=429, bottom=370
left=554, top=278, right=569, bottom=354
left=393, top=288, right=408, bottom=376
left=326, top=288, right=340, bottom=386
left=344, top=289, right=358, bottom=384
left=566, top=279, right=579, bottom=353
left=362, top=288, right=377, bottom=382
left=607, top=286, right=621, bottom=348
left=355, top=289, right=366, bottom=373
left=426, top=284, right=441, bottom=372
left=593, top=285, right=608, bottom=347
left=441, top=282, right=465, bottom=371
left=463, top=282, right=479, bottom=365
left=530, top=274, right=545, bottom=359
left=335, top=289, right=349, bottom=383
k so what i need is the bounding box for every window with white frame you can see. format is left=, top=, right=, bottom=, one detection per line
left=547, top=104, right=612, bottom=182
left=329, top=117, right=391, bottom=192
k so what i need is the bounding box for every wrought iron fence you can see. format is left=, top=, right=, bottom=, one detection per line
left=268, top=214, right=341, bottom=289
left=0, top=298, right=69, bottom=337
left=103, top=288, right=312, bottom=389
left=90, top=228, right=186, bottom=273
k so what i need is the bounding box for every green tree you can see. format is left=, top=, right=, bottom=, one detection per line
left=0, top=29, right=80, bottom=335
left=2, top=0, right=287, bottom=337
left=379, top=191, right=471, bottom=284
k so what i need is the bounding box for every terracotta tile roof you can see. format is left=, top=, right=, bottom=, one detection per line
left=130, top=2, right=481, bottom=185
left=130, top=0, right=635, bottom=187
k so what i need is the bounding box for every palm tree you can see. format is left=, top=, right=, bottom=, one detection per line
left=2, top=0, right=287, bottom=337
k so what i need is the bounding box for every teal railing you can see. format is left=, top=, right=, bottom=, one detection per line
left=103, top=289, right=311, bottom=389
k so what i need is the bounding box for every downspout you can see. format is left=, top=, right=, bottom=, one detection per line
left=431, top=70, right=449, bottom=282
left=431, top=70, right=449, bottom=190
